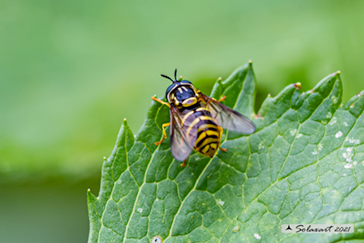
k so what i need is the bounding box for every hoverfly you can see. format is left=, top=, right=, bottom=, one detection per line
left=152, top=69, right=256, bottom=167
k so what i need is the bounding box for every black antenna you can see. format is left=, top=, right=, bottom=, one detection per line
left=160, top=74, right=174, bottom=82
left=174, top=69, right=177, bottom=81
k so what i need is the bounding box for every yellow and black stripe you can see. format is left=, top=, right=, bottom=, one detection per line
left=181, top=107, right=221, bottom=158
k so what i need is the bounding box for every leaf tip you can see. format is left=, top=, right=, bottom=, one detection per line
left=123, top=118, right=129, bottom=127
left=122, top=118, right=130, bottom=131
left=248, top=60, right=253, bottom=68
left=293, top=82, right=301, bottom=89
left=333, top=70, right=341, bottom=80
left=87, top=188, right=95, bottom=201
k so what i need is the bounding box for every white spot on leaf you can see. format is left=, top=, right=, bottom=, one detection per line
left=326, top=112, right=332, bottom=119
left=329, top=117, right=337, bottom=125
left=331, top=96, right=338, bottom=104
left=290, top=129, right=297, bottom=136
left=137, top=208, right=143, bottom=213
left=343, top=147, right=354, bottom=162
left=254, top=233, right=261, bottom=240
left=258, top=142, right=265, bottom=150
left=233, top=225, right=240, bottom=232
left=335, top=131, right=343, bottom=138
left=296, top=134, right=303, bottom=138
left=152, top=236, right=162, bottom=243
left=217, top=199, right=225, bottom=206
left=343, top=122, right=349, bottom=127
left=347, top=138, right=360, bottom=144
left=329, top=120, right=337, bottom=126
left=344, top=163, right=352, bottom=169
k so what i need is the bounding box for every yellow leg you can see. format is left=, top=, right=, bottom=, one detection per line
left=181, top=159, right=187, bottom=167
left=219, top=126, right=224, bottom=139
left=218, top=126, right=227, bottom=152
left=218, top=96, right=226, bottom=102
left=211, top=96, right=227, bottom=102
left=152, top=96, right=170, bottom=107
left=155, top=122, right=170, bottom=146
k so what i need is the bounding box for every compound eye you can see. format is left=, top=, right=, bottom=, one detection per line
left=165, top=84, right=176, bottom=97
left=166, top=84, right=174, bottom=93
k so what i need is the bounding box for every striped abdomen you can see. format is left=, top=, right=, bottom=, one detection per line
left=181, top=107, right=221, bottom=157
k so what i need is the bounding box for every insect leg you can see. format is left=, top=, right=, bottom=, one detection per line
left=152, top=96, right=170, bottom=107
left=210, top=96, right=226, bottom=102
left=217, top=96, right=226, bottom=102
left=155, top=122, right=170, bottom=146
left=219, top=147, right=227, bottom=152
left=181, top=159, right=187, bottom=167
left=218, top=126, right=227, bottom=152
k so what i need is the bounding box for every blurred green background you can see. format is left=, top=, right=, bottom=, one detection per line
left=1, top=0, right=364, bottom=242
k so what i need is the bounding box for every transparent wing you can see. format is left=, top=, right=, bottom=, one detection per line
left=201, top=94, right=256, bottom=135
left=169, top=105, right=198, bottom=161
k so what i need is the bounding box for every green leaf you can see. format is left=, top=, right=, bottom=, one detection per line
left=88, top=63, right=364, bottom=242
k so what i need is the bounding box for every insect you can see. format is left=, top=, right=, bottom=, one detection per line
left=152, top=69, right=256, bottom=167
